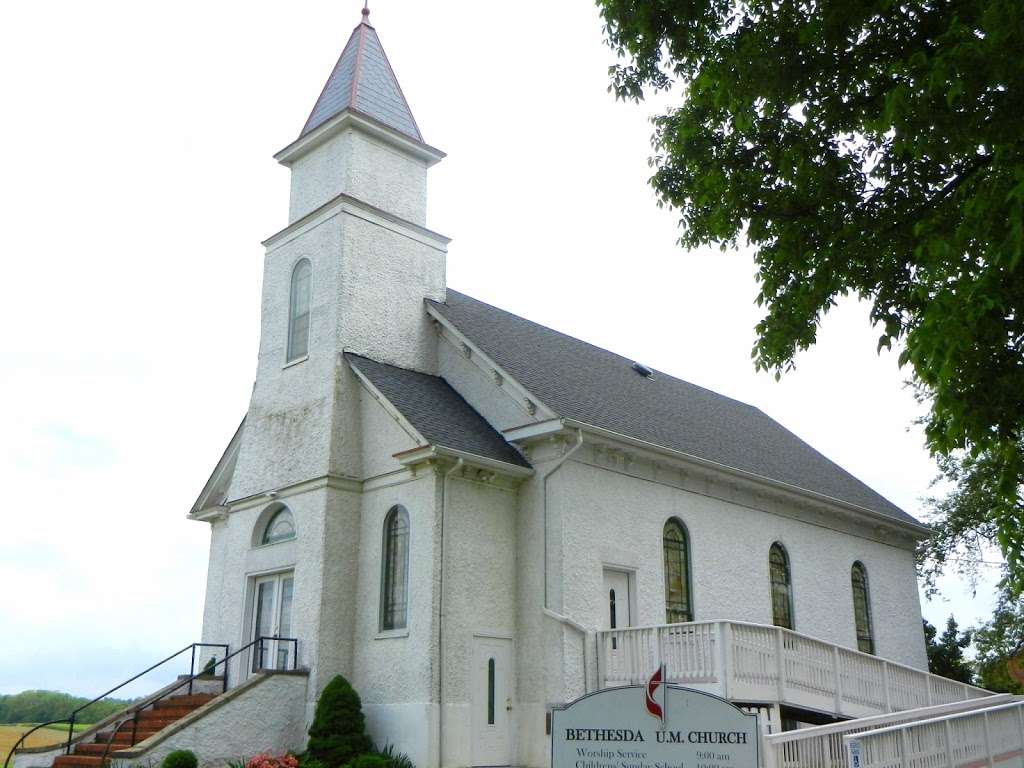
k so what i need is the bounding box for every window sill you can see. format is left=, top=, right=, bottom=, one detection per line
left=375, top=629, right=409, bottom=640
left=283, top=355, right=308, bottom=370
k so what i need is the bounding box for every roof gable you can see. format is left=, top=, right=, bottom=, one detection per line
left=427, top=290, right=920, bottom=527
left=346, top=353, right=530, bottom=469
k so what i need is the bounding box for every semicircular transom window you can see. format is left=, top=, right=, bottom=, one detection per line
left=262, top=507, right=296, bottom=545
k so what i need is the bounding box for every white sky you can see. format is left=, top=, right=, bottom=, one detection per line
left=0, top=0, right=1002, bottom=698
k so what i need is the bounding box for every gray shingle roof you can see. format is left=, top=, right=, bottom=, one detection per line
left=428, top=290, right=921, bottom=527
left=347, top=353, right=530, bottom=469
left=301, top=12, right=422, bottom=141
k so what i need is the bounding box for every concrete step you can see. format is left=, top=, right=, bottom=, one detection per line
left=156, top=694, right=216, bottom=709
left=54, top=756, right=107, bottom=768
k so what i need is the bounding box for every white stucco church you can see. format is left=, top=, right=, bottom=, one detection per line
left=177, top=7, right=977, bottom=768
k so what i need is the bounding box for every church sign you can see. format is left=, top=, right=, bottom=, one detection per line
left=551, top=669, right=759, bottom=768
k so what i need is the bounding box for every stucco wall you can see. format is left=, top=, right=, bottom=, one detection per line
left=551, top=457, right=927, bottom=670
left=288, top=128, right=429, bottom=226
left=350, top=471, right=440, bottom=768
left=123, top=673, right=308, bottom=766
left=439, top=476, right=519, bottom=768
left=338, top=212, right=445, bottom=374
left=230, top=213, right=345, bottom=499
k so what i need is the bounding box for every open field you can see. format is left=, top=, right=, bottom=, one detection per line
left=0, top=724, right=89, bottom=758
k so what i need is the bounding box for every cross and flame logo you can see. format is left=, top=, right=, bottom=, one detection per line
left=645, top=665, right=665, bottom=725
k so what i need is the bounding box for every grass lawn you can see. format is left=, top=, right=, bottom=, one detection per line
left=0, top=724, right=91, bottom=758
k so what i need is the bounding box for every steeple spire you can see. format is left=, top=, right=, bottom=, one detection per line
left=299, top=5, right=423, bottom=142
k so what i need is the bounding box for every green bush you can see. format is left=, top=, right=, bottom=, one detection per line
left=376, top=745, right=413, bottom=768
left=344, top=756, right=387, bottom=768
left=162, top=750, right=198, bottom=768
left=307, top=676, right=372, bottom=768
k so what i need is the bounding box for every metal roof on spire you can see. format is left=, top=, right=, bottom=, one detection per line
left=300, top=5, right=423, bottom=142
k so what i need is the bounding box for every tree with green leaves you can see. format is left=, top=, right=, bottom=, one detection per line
left=972, top=586, right=1024, bottom=693
left=595, top=0, right=1024, bottom=591
left=923, top=616, right=974, bottom=683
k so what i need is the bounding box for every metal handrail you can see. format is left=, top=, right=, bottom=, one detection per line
left=3, top=641, right=228, bottom=768
left=91, top=636, right=299, bottom=766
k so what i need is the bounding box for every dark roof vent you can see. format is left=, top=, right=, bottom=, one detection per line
left=631, top=362, right=654, bottom=379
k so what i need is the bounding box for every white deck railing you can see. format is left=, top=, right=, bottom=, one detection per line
left=843, top=698, right=1024, bottom=768
left=762, top=695, right=1015, bottom=768
left=596, top=621, right=993, bottom=719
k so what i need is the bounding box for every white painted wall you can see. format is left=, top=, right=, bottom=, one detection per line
left=122, top=673, right=308, bottom=766
left=550, top=455, right=928, bottom=669
left=287, top=127, right=429, bottom=226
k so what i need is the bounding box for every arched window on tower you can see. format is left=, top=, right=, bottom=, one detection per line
left=769, top=542, right=794, bottom=629
left=261, top=506, right=296, bottom=545
left=851, top=561, right=875, bottom=654
left=663, top=518, right=692, bottom=623
left=287, top=259, right=312, bottom=362
left=380, top=505, right=410, bottom=631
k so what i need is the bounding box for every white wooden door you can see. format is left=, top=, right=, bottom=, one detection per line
left=471, top=637, right=512, bottom=767
left=250, top=572, right=294, bottom=672
left=602, top=569, right=632, bottom=650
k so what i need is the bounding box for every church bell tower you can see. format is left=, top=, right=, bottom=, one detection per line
left=228, top=5, right=449, bottom=500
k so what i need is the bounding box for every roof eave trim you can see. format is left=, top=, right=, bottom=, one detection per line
left=188, top=418, right=246, bottom=517
left=276, top=108, right=445, bottom=167
left=262, top=190, right=451, bottom=250
left=347, top=358, right=431, bottom=448
left=395, top=444, right=535, bottom=478
left=507, top=417, right=930, bottom=538
left=424, top=300, right=558, bottom=420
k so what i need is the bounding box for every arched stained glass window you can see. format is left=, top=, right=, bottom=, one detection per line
left=380, top=506, right=410, bottom=631
left=663, top=519, right=692, bottom=623
left=769, top=542, right=794, bottom=629
left=262, top=507, right=296, bottom=545
left=287, top=259, right=312, bottom=362
left=851, top=561, right=874, bottom=654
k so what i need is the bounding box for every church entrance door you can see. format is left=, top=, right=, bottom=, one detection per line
left=250, top=571, right=295, bottom=672
left=470, top=636, right=512, bottom=767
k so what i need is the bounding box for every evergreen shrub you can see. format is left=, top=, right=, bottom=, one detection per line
left=307, top=675, right=372, bottom=767
left=162, top=750, right=199, bottom=768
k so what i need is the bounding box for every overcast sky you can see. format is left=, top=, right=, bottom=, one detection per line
left=0, top=0, right=1003, bottom=698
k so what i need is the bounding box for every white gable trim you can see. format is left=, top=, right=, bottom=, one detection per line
left=425, top=302, right=557, bottom=422
left=348, top=359, right=428, bottom=448
left=189, top=418, right=246, bottom=518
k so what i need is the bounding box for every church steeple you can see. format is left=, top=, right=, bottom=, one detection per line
left=274, top=5, right=443, bottom=226
left=299, top=5, right=423, bottom=142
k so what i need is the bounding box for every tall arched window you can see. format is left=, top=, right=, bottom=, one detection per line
left=287, top=259, right=312, bottom=362
left=769, top=543, right=794, bottom=629
left=851, top=561, right=874, bottom=654
left=380, top=505, right=410, bottom=631
left=261, top=507, right=296, bottom=545
left=663, top=519, right=692, bottom=623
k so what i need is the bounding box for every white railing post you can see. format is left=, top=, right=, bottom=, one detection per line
left=715, top=622, right=728, bottom=696
left=721, top=621, right=733, bottom=700
left=944, top=719, right=955, bottom=768
left=883, top=661, right=892, bottom=713
left=899, top=728, right=912, bottom=768
left=761, top=715, right=777, bottom=768
left=833, top=645, right=842, bottom=715
left=926, top=674, right=934, bottom=706
left=1017, top=702, right=1024, bottom=757
left=775, top=626, right=786, bottom=703
left=982, top=710, right=994, bottom=768
left=657, top=627, right=665, bottom=678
